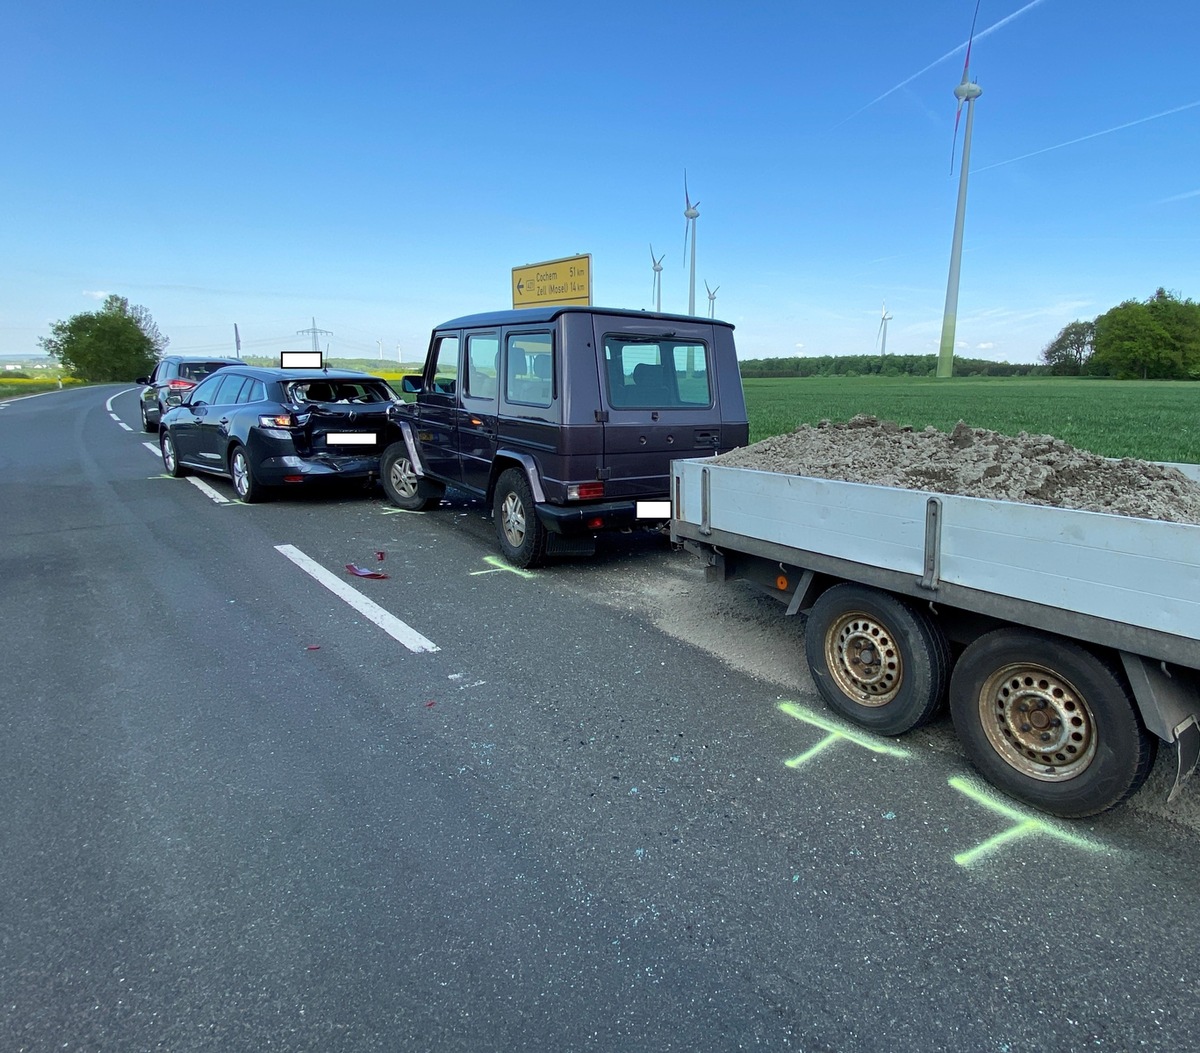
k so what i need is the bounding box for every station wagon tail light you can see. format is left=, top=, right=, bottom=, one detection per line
left=567, top=482, right=605, bottom=501
left=166, top=379, right=195, bottom=391
left=259, top=413, right=296, bottom=428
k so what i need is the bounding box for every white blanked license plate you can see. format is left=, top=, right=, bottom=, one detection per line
left=323, top=432, right=378, bottom=446
left=636, top=500, right=671, bottom=519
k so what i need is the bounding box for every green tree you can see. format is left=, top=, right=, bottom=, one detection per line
left=38, top=295, right=168, bottom=381
left=1088, top=290, right=1200, bottom=379
left=1040, top=320, right=1095, bottom=375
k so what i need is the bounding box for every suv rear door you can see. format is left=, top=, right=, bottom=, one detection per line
left=594, top=319, right=725, bottom=499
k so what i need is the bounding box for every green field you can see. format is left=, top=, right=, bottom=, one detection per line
left=742, top=376, right=1200, bottom=463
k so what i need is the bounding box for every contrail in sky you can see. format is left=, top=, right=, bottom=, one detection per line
left=834, top=0, right=1048, bottom=127
left=975, top=100, right=1200, bottom=171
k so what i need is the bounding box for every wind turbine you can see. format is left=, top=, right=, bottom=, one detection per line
left=936, top=0, right=983, bottom=379
left=650, top=244, right=665, bottom=312
left=683, top=173, right=700, bottom=315
left=877, top=302, right=893, bottom=356
left=705, top=280, right=719, bottom=318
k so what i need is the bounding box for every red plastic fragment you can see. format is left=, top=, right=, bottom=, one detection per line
left=424, top=700, right=436, bottom=708
left=345, top=564, right=389, bottom=579
left=375, top=550, right=387, bottom=562
left=306, top=645, right=321, bottom=651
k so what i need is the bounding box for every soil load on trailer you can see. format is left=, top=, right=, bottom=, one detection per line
left=713, top=415, right=1200, bottom=525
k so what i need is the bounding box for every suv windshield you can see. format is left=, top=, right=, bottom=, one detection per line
left=604, top=338, right=712, bottom=409
left=286, top=379, right=397, bottom=404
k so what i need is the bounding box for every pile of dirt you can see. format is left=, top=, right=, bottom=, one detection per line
left=712, top=415, right=1200, bottom=525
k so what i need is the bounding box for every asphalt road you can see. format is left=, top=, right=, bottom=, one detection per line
left=3, top=385, right=1199, bottom=1052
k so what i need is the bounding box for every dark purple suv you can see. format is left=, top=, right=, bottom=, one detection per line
left=380, top=306, right=748, bottom=566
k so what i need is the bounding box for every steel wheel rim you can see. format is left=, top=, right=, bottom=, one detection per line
left=823, top=611, right=901, bottom=707
left=500, top=491, right=526, bottom=548
left=162, top=435, right=175, bottom=471
left=232, top=451, right=249, bottom=497
left=389, top=457, right=418, bottom=498
left=977, top=662, right=1097, bottom=781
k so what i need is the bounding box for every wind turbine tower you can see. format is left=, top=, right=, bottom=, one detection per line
left=706, top=280, right=719, bottom=318
left=683, top=174, right=700, bottom=315
left=937, top=0, right=983, bottom=379
left=878, top=302, right=893, bottom=356
left=650, top=244, right=665, bottom=312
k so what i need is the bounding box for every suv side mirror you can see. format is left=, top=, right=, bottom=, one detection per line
left=135, top=376, right=150, bottom=385
left=401, top=375, right=422, bottom=394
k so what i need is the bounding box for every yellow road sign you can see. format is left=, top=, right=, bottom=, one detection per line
left=512, top=254, right=591, bottom=308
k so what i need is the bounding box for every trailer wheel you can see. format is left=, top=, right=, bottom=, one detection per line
left=804, top=583, right=949, bottom=736
left=949, top=628, right=1155, bottom=818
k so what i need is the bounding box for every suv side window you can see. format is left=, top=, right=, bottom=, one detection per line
left=465, top=333, right=499, bottom=400
left=505, top=332, right=554, bottom=408
left=604, top=338, right=712, bottom=408
left=430, top=335, right=459, bottom=395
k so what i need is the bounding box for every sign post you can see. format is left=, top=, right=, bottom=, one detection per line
left=512, top=254, right=591, bottom=309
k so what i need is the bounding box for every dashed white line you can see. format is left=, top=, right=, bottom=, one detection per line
left=275, top=544, right=439, bottom=654
left=143, top=442, right=160, bottom=456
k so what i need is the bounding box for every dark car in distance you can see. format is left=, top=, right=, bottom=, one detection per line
left=136, top=356, right=243, bottom=432
left=159, top=366, right=399, bottom=501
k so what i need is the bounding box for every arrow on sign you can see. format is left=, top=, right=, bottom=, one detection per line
left=517, top=280, right=525, bottom=294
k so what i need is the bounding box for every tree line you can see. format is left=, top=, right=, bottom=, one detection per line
left=739, top=354, right=1041, bottom=379
left=1041, top=288, right=1200, bottom=379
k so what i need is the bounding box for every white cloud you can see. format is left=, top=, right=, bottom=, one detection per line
left=82, top=290, right=110, bottom=300
left=976, top=341, right=996, bottom=350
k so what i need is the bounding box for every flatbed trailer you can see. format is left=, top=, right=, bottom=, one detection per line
left=670, top=457, right=1200, bottom=817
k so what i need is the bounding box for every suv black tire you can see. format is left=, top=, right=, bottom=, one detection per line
left=494, top=468, right=548, bottom=568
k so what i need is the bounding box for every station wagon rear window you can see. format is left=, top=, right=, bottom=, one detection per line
left=287, top=379, right=397, bottom=404
left=604, top=338, right=711, bottom=409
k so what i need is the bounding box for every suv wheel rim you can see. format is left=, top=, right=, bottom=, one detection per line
left=162, top=435, right=175, bottom=471
left=232, top=451, right=249, bottom=496
left=501, top=491, right=526, bottom=547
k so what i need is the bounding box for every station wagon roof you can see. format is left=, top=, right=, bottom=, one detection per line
left=435, top=305, right=734, bottom=330
left=212, top=366, right=386, bottom=382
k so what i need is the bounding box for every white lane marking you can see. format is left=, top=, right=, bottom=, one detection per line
left=187, top=477, right=231, bottom=504
left=1, top=391, right=54, bottom=404
left=117, top=421, right=133, bottom=431
left=143, top=442, right=160, bottom=455
left=275, top=544, right=439, bottom=654
left=106, top=387, right=137, bottom=413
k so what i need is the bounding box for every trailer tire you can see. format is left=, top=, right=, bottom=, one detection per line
left=949, top=628, right=1155, bottom=818
left=804, top=583, right=949, bottom=736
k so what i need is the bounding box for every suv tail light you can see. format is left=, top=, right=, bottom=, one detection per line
left=166, top=379, right=195, bottom=391
left=259, top=413, right=297, bottom=428
left=567, top=482, right=605, bottom=501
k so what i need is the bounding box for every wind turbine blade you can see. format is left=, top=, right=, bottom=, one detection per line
left=951, top=100, right=964, bottom=173
left=684, top=170, right=691, bottom=209
left=962, top=0, right=981, bottom=81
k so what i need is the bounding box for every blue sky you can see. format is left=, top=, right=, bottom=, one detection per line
left=2, top=1, right=1197, bottom=365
